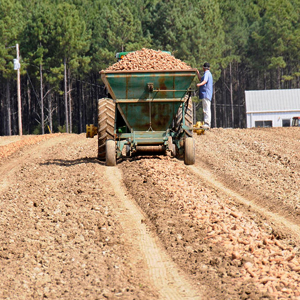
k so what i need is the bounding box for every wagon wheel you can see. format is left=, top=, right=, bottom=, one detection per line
left=106, top=140, right=116, bottom=166
left=184, top=137, right=195, bottom=165
left=175, top=94, right=193, bottom=137
left=167, top=136, right=176, bottom=157
left=98, top=98, right=115, bottom=159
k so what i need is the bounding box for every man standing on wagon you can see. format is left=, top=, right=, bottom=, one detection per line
left=197, top=62, right=213, bottom=129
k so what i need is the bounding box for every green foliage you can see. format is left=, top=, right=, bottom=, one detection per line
left=268, top=56, right=286, bottom=70
left=1, top=0, right=300, bottom=133
left=0, top=0, right=25, bottom=78
left=54, top=2, right=91, bottom=70
left=1, top=0, right=299, bottom=86
left=147, top=0, right=225, bottom=80
left=32, top=124, right=42, bottom=135
left=216, top=0, right=249, bottom=73
left=87, top=0, right=151, bottom=72
left=282, top=75, right=293, bottom=82
left=58, top=125, right=66, bottom=133
left=247, top=0, right=300, bottom=70
left=22, top=1, right=56, bottom=77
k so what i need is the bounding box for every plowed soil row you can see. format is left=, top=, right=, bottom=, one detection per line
left=196, top=128, right=300, bottom=226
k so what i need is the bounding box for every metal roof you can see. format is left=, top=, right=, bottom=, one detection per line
left=245, top=89, right=300, bottom=113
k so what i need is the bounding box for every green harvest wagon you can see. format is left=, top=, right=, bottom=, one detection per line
left=98, top=68, right=197, bottom=166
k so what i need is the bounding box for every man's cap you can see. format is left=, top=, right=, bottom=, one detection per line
left=203, top=62, right=210, bottom=69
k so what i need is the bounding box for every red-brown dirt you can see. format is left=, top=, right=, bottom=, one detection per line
left=1, top=128, right=300, bottom=299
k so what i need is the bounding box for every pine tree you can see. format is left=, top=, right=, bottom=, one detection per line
left=52, top=2, right=91, bottom=133
left=0, top=0, right=25, bottom=135
left=22, top=1, right=57, bottom=134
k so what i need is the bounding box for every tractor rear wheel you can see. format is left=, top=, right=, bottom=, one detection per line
left=98, top=98, right=115, bottom=159
left=184, top=137, right=195, bottom=165
left=106, top=140, right=116, bottom=166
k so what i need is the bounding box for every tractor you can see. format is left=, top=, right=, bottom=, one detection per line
left=88, top=52, right=198, bottom=166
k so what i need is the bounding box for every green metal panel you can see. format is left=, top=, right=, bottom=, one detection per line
left=118, top=131, right=167, bottom=145
left=100, top=69, right=196, bottom=143
left=119, top=101, right=181, bottom=131
left=101, top=69, right=197, bottom=101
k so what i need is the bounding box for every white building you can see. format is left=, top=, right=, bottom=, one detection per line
left=245, top=89, right=300, bottom=128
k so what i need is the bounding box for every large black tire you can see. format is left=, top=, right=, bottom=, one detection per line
left=184, top=137, right=195, bottom=165
left=175, top=94, right=193, bottom=137
left=98, top=98, right=115, bottom=159
left=106, top=140, right=116, bottom=166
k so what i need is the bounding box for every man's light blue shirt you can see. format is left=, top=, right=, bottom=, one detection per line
left=199, top=70, right=213, bottom=101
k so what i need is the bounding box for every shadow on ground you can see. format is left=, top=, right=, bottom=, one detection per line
left=40, top=157, right=104, bottom=167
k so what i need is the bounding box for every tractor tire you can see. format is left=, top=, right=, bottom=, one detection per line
left=98, top=98, right=115, bottom=159
left=184, top=137, right=195, bottom=165
left=175, top=94, right=193, bottom=137
left=106, top=139, right=116, bottom=166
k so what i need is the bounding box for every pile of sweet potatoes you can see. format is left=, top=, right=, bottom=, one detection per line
left=106, top=48, right=192, bottom=71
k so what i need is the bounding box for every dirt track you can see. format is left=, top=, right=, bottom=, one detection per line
left=0, top=128, right=300, bottom=299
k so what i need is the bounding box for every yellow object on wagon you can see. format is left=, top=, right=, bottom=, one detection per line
left=86, top=124, right=98, bottom=138
left=193, top=121, right=205, bottom=135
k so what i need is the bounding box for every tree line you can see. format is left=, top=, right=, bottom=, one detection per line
left=1, top=0, right=300, bottom=135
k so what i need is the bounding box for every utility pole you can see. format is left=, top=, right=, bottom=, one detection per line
left=40, top=63, right=44, bottom=134
left=14, top=44, right=22, bottom=136
left=17, top=44, right=22, bottom=136
left=64, top=57, right=69, bottom=133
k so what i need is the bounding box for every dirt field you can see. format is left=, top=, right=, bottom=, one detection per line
left=0, top=128, right=300, bottom=299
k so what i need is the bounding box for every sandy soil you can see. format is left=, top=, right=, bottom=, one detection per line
left=0, top=134, right=158, bottom=299
left=0, top=128, right=300, bottom=299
